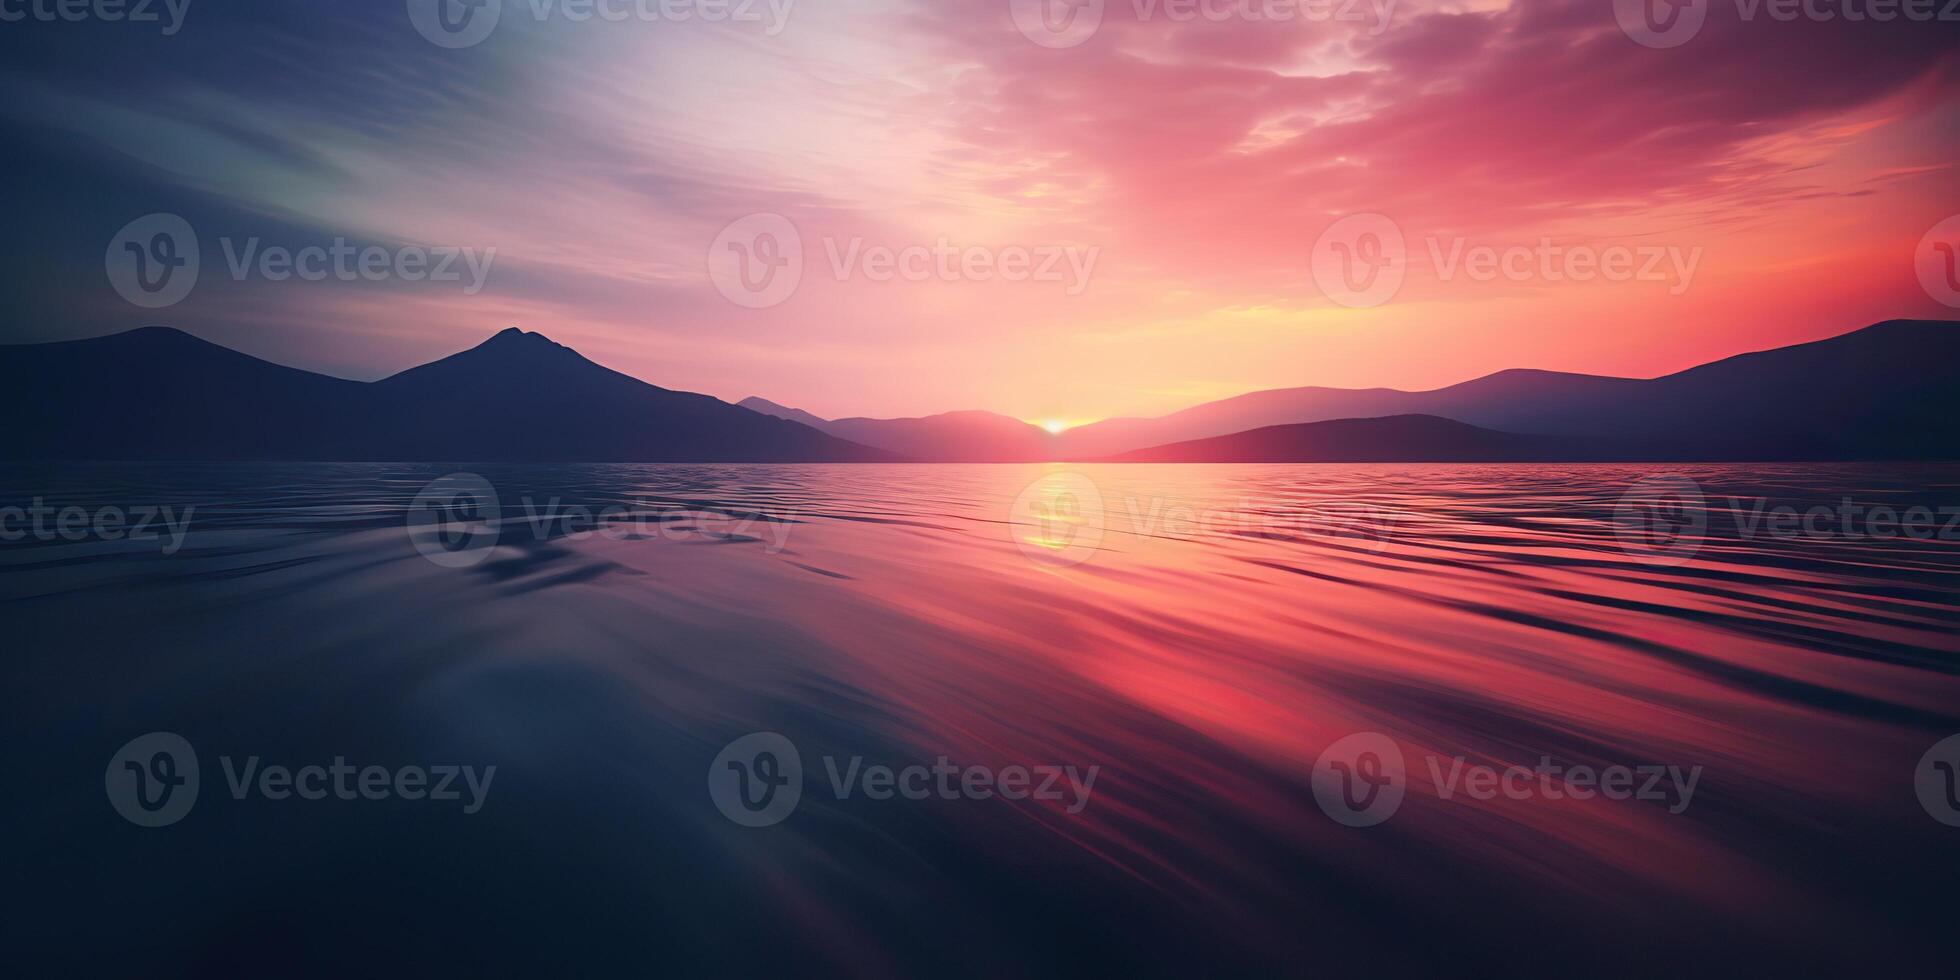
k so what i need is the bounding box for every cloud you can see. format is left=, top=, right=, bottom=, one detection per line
left=0, top=1, right=1954, bottom=419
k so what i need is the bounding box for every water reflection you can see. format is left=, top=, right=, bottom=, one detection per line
left=6, top=462, right=1959, bottom=975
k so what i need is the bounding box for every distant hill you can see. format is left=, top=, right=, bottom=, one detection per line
left=740, top=399, right=1057, bottom=462
left=0, top=326, right=375, bottom=460
left=1105, top=415, right=1613, bottom=463
left=8, top=318, right=1953, bottom=463
left=1058, top=320, right=1960, bottom=461
left=738, top=397, right=832, bottom=432
left=0, top=327, right=895, bottom=462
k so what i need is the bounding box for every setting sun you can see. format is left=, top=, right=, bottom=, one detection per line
left=4, top=3, right=1957, bottom=976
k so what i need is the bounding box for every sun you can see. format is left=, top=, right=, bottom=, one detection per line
left=1040, top=419, right=1072, bottom=435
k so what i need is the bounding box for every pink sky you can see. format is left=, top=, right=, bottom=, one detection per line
left=42, top=0, right=1959, bottom=425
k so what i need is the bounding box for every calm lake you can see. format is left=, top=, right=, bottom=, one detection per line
left=8, top=462, right=1960, bottom=976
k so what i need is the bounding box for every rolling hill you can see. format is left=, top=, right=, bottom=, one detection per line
left=0, top=327, right=895, bottom=462
left=739, top=399, right=1057, bottom=462
left=1058, top=319, right=1960, bottom=461
left=1105, top=415, right=1614, bottom=463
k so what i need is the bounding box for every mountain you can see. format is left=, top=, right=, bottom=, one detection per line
left=740, top=399, right=1058, bottom=462
left=1105, top=415, right=1613, bottom=463
left=822, top=412, right=1055, bottom=463
left=1058, top=320, right=1960, bottom=460
left=738, top=397, right=832, bottom=432
left=9, top=318, right=1953, bottom=464
left=0, top=327, right=895, bottom=462
left=0, top=326, right=375, bottom=460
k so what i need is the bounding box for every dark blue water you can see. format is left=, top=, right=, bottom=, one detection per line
left=7, top=462, right=1960, bottom=977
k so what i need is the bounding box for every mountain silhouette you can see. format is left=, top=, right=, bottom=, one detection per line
left=738, top=397, right=833, bottom=432
left=1, top=327, right=895, bottom=462
left=7, top=319, right=1954, bottom=463
left=0, top=326, right=374, bottom=460
left=1105, top=415, right=1617, bottom=463
left=1059, top=319, right=1960, bottom=461
left=740, top=399, right=1056, bottom=462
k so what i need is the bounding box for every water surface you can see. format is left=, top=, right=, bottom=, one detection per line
left=8, top=463, right=1959, bottom=976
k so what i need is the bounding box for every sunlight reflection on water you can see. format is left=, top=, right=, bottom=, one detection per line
left=8, top=462, right=1960, bottom=975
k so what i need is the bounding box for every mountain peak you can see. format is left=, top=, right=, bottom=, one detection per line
left=479, top=326, right=564, bottom=350
left=372, top=326, right=602, bottom=388
left=106, top=325, right=222, bottom=350
left=465, top=327, right=593, bottom=366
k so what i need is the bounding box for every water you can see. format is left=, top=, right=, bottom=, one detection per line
left=7, top=462, right=1960, bottom=976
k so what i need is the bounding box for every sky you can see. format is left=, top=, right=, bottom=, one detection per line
left=1, top=0, right=1955, bottom=425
